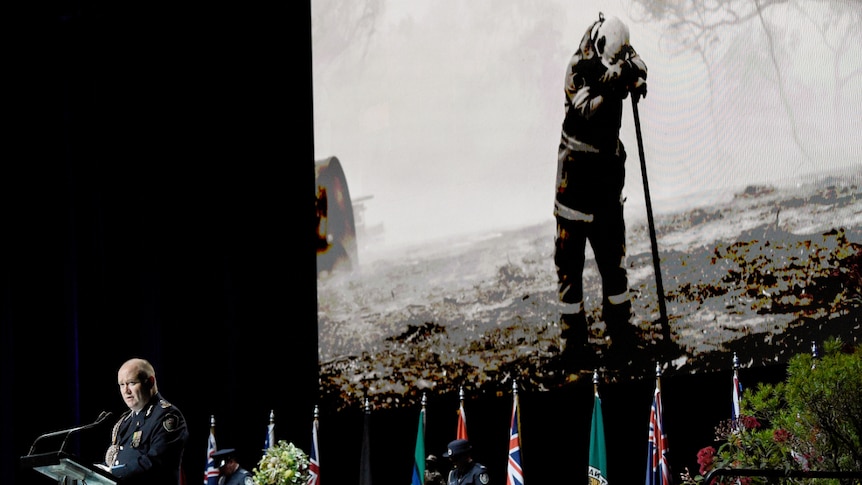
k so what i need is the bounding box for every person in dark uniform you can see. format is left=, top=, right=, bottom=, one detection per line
left=211, top=448, right=255, bottom=485
left=444, top=439, right=489, bottom=485
left=554, top=12, right=648, bottom=373
left=104, top=358, right=189, bottom=485
left=425, top=454, right=447, bottom=485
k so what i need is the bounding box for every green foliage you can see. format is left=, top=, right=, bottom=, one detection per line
left=681, top=338, right=862, bottom=484
left=252, top=441, right=311, bottom=485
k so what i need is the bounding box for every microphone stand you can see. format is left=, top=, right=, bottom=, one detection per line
left=27, top=411, right=113, bottom=457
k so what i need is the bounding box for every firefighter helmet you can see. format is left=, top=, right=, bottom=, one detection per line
left=591, top=14, right=630, bottom=67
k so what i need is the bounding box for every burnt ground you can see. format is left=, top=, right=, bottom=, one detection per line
left=316, top=170, right=862, bottom=412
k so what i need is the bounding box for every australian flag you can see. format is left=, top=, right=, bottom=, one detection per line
left=645, top=385, right=671, bottom=485
left=506, top=392, right=524, bottom=485
left=204, top=426, right=218, bottom=485
left=308, top=412, right=321, bottom=485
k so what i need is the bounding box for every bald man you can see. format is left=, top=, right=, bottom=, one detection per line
left=104, top=358, right=189, bottom=485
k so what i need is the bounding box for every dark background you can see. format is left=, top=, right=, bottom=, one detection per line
left=3, top=2, right=791, bottom=485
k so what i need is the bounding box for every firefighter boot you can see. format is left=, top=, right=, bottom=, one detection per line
left=602, top=300, right=646, bottom=370
left=558, top=312, right=597, bottom=374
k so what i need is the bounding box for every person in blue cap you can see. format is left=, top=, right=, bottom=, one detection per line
left=210, top=448, right=254, bottom=485
left=444, top=439, right=489, bottom=485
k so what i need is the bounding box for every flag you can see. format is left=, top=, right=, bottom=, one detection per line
left=645, top=379, right=671, bottom=485
left=731, top=359, right=742, bottom=423
left=506, top=387, right=524, bottom=485
left=588, top=389, right=607, bottom=485
left=359, top=399, right=373, bottom=485
left=732, top=372, right=742, bottom=420
left=264, top=410, right=275, bottom=451
left=456, top=387, right=468, bottom=440
left=456, top=403, right=468, bottom=440
left=204, top=417, right=218, bottom=485
left=308, top=407, right=321, bottom=485
left=411, top=405, right=425, bottom=485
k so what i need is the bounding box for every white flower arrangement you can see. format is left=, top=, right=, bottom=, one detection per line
left=252, top=441, right=311, bottom=485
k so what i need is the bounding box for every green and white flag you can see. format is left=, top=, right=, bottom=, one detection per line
left=588, top=390, right=608, bottom=485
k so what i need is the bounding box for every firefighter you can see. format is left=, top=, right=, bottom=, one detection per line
left=554, top=13, right=648, bottom=372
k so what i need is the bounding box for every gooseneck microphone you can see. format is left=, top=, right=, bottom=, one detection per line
left=27, top=411, right=113, bottom=456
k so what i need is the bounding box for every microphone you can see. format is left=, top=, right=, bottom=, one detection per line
left=27, top=411, right=113, bottom=456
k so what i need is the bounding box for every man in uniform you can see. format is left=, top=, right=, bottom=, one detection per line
left=211, top=448, right=255, bottom=485
left=425, top=454, right=447, bottom=485
left=444, top=439, right=489, bottom=485
left=554, top=12, right=648, bottom=372
left=105, top=357, right=189, bottom=485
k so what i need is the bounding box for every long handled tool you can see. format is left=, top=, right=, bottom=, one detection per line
left=631, top=96, right=673, bottom=347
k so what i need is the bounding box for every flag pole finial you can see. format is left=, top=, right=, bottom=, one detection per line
left=421, top=392, right=427, bottom=408
left=269, top=409, right=275, bottom=424
left=210, top=414, right=215, bottom=427
left=512, top=379, right=518, bottom=395
left=811, top=340, right=819, bottom=369
left=313, top=404, right=319, bottom=419
left=459, top=385, right=465, bottom=402
left=655, top=362, right=662, bottom=377
left=364, top=397, right=371, bottom=414
left=732, top=352, right=740, bottom=371
left=593, top=368, right=600, bottom=396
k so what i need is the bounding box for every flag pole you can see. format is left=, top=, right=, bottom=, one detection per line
left=360, top=397, right=373, bottom=485
left=265, top=409, right=275, bottom=451
left=732, top=352, right=741, bottom=426
left=421, top=392, right=427, bottom=434
left=811, top=340, right=818, bottom=369
left=513, top=379, right=522, bottom=465
left=309, top=405, right=321, bottom=485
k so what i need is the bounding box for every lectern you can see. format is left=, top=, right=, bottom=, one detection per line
left=20, top=451, right=117, bottom=485
left=21, top=411, right=117, bottom=484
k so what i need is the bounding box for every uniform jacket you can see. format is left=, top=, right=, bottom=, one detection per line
left=447, top=461, right=490, bottom=485
left=219, top=467, right=255, bottom=485
left=107, top=393, right=189, bottom=485
left=556, top=19, right=647, bottom=218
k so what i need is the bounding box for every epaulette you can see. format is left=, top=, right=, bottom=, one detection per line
left=160, top=399, right=172, bottom=408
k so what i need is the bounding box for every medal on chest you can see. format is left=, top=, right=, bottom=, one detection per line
left=131, top=430, right=142, bottom=448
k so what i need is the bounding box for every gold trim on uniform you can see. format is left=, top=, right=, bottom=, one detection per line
left=105, top=411, right=130, bottom=466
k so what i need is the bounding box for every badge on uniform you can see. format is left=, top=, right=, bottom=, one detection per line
left=163, top=414, right=179, bottom=432
left=244, top=477, right=255, bottom=485
left=131, top=431, right=142, bottom=448
left=478, top=472, right=490, bottom=484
